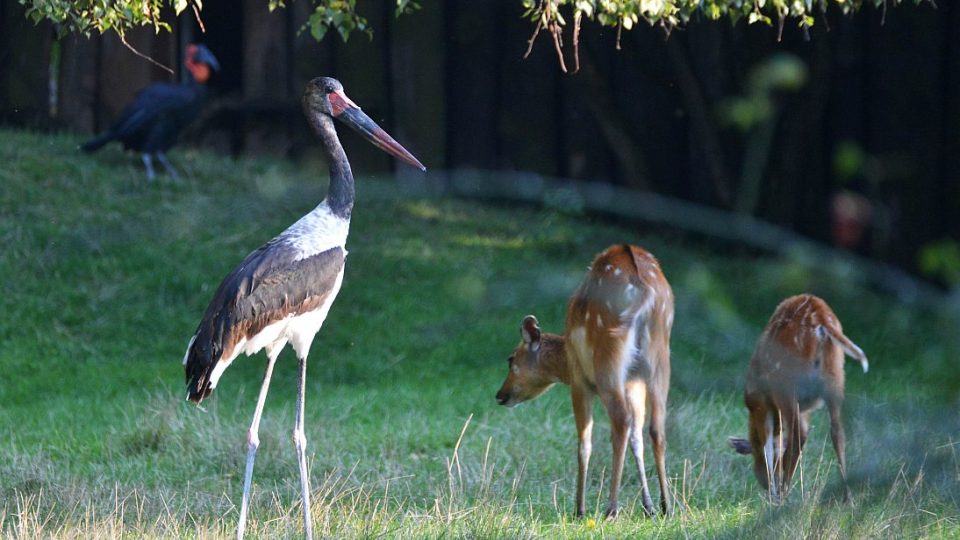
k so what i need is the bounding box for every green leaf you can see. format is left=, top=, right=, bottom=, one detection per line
left=833, top=141, right=866, bottom=182
left=309, top=21, right=328, bottom=41
left=919, top=239, right=960, bottom=286
left=16, top=0, right=931, bottom=45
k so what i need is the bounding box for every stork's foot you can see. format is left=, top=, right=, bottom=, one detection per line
left=156, top=152, right=181, bottom=182
left=141, top=154, right=157, bottom=182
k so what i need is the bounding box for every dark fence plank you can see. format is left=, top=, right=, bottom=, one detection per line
left=58, top=35, right=98, bottom=133
left=96, top=29, right=176, bottom=129
left=0, top=1, right=51, bottom=126
left=388, top=0, right=446, bottom=173
left=241, top=0, right=294, bottom=155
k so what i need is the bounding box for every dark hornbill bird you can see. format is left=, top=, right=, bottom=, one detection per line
left=80, top=44, right=220, bottom=181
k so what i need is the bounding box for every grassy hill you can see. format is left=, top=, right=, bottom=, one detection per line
left=1, top=128, right=957, bottom=538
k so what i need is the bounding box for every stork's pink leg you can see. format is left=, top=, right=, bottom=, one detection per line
left=237, top=349, right=280, bottom=540
left=294, top=355, right=314, bottom=540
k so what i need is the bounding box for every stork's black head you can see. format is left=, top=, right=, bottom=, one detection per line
left=302, top=77, right=344, bottom=118
left=303, top=77, right=426, bottom=171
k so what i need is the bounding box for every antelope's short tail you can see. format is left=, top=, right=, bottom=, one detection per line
left=823, top=325, right=869, bottom=373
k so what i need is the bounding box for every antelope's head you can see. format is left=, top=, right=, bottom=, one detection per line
left=496, top=315, right=559, bottom=407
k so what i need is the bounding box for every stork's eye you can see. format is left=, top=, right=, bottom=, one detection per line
left=324, top=85, right=335, bottom=94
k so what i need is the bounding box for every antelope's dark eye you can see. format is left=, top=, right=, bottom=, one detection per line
left=507, top=355, right=514, bottom=364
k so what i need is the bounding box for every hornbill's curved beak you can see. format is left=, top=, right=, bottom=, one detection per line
left=193, top=44, right=221, bottom=72
left=329, top=89, right=426, bottom=172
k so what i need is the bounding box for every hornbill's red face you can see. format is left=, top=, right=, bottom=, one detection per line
left=303, top=77, right=426, bottom=171
left=185, top=44, right=220, bottom=84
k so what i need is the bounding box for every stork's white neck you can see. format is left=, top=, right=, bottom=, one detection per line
left=283, top=200, right=350, bottom=261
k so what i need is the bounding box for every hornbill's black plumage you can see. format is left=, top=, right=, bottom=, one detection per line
left=182, top=77, right=425, bottom=540
left=80, top=44, right=220, bottom=181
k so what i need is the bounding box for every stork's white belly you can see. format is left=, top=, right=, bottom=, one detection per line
left=207, top=267, right=345, bottom=389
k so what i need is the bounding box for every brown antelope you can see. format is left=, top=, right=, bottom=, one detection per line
left=728, top=294, right=869, bottom=503
left=495, top=244, right=674, bottom=518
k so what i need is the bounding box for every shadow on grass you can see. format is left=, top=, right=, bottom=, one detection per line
left=713, top=398, right=960, bottom=539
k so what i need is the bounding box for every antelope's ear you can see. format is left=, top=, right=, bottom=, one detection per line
left=521, top=315, right=541, bottom=351
left=815, top=325, right=827, bottom=340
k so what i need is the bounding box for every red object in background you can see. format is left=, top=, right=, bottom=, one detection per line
left=831, top=191, right=873, bottom=250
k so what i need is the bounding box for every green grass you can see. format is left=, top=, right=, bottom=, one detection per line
left=1, top=128, right=958, bottom=538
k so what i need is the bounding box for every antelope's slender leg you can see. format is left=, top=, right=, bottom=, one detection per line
left=779, top=401, right=802, bottom=499
left=647, top=380, right=671, bottom=515
left=827, top=397, right=852, bottom=502
left=571, top=384, right=594, bottom=518
left=599, top=388, right=631, bottom=518
left=626, top=380, right=655, bottom=516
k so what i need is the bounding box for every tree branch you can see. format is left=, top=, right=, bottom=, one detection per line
left=119, top=35, right=173, bottom=75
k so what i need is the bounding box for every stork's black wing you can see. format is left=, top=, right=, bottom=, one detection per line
left=184, top=240, right=346, bottom=403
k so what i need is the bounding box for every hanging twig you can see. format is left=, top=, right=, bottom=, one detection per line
left=660, top=19, right=675, bottom=40
left=192, top=1, right=207, bottom=33
left=524, top=19, right=544, bottom=59
left=571, top=9, right=582, bottom=73
left=523, top=0, right=571, bottom=73
left=550, top=19, right=568, bottom=73
left=119, top=34, right=174, bottom=74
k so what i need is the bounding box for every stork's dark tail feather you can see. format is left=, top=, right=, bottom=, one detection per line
left=184, top=334, right=218, bottom=404
left=186, top=373, right=214, bottom=404
left=80, top=132, right=114, bottom=153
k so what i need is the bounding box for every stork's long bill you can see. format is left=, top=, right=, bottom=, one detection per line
left=329, top=89, right=426, bottom=172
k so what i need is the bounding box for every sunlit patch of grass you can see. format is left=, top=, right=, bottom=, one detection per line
left=451, top=234, right=529, bottom=249
left=401, top=200, right=475, bottom=225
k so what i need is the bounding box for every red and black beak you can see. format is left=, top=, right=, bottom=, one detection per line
left=329, top=89, right=426, bottom=172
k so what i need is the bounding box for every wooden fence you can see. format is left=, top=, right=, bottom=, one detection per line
left=1, top=0, right=957, bottom=277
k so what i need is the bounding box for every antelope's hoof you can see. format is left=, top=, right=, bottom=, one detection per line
left=604, top=503, right=620, bottom=520
left=640, top=496, right=656, bottom=517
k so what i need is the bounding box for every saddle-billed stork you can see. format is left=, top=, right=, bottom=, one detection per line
left=183, top=77, right=425, bottom=540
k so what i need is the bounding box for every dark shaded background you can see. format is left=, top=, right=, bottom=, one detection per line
left=1, top=0, right=957, bottom=284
